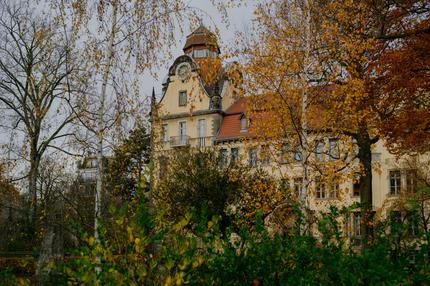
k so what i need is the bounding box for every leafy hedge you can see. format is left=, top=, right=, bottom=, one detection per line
left=58, top=203, right=429, bottom=286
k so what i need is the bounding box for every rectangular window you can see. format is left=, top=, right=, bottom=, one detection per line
left=179, top=91, right=187, bottom=106
left=329, top=138, right=340, bottom=160
left=406, top=211, right=419, bottom=236
left=406, top=170, right=417, bottom=193
left=353, top=182, right=360, bottom=197
left=240, top=116, right=248, bottom=131
left=329, top=182, right=339, bottom=199
left=315, top=177, right=326, bottom=199
left=390, top=211, right=401, bottom=233
left=194, top=49, right=207, bottom=58
left=179, top=121, right=187, bottom=145
left=162, top=124, right=168, bottom=142
left=248, top=149, right=257, bottom=167
left=353, top=212, right=361, bottom=237
left=389, top=170, right=401, bottom=195
left=197, top=119, right=206, bottom=147
left=220, top=148, right=228, bottom=166
left=231, top=148, right=239, bottom=163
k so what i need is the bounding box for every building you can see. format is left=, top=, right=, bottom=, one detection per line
left=152, top=25, right=429, bottom=240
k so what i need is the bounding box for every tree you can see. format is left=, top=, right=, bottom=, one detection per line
left=154, top=149, right=243, bottom=227
left=0, top=1, right=84, bottom=230
left=154, top=149, right=291, bottom=232
left=368, top=1, right=430, bottom=154
left=240, top=0, right=429, bottom=242
left=106, top=124, right=151, bottom=201
left=54, top=0, right=242, bottom=241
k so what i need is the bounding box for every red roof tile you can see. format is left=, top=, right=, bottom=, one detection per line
left=225, top=97, right=247, bottom=114
left=217, top=98, right=249, bottom=141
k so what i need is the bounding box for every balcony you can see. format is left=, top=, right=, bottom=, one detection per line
left=170, top=135, right=190, bottom=147
left=191, top=136, right=213, bottom=147
left=165, top=136, right=214, bottom=148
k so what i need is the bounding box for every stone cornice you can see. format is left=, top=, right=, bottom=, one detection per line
left=160, top=109, right=224, bottom=120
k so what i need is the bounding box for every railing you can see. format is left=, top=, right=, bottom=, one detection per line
left=189, top=136, right=214, bottom=148
left=170, top=135, right=190, bottom=147
left=158, top=136, right=214, bottom=148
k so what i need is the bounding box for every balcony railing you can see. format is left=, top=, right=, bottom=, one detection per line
left=163, top=136, right=215, bottom=148
left=190, top=136, right=214, bottom=147
left=170, top=135, right=190, bottom=147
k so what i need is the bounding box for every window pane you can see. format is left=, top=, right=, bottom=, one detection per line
left=231, top=148, right=239, bottom=163
left=179, top=91, right=187, bottom=106
left=406, top=170, right=417, bottom=193
left=248, top=149, right=257, bottom=166
left=240, top=117, right=247, bottom=131
left=194, top=49, right=207, bottom=58
left=315, top=177, right=325, bottom=199
left=353, top=213, right=361, bottom=237
left=353, top=182, right=360, bottom=197
left=220, top=149, right=228, bottom=166
left=389, top=170, right=401, bottom=195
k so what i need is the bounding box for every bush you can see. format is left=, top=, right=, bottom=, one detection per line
left=58, top=198, right=429, bottom=285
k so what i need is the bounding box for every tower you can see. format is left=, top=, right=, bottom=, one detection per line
left=183, top=25, right=221, bottom=86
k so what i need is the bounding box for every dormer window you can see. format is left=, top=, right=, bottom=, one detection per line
left=240, top=115, right=248, bottom=132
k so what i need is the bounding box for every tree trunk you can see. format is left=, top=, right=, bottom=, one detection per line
left=95, top=1, right=118, bottom=242
left=29, top=139, right=40, bottom=233
left=357, top=129, right=373, bottom=245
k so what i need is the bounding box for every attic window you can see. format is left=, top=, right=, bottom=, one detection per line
left=240, top=115, right=247, bottom=132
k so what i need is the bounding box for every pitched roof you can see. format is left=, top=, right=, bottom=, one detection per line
left=183, top=25, right=220, bottom=52
left=225, top=97, right=246, bottom=114
left=216, top=98, right=249, bottom=141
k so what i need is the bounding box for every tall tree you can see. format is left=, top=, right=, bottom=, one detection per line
left=241, top=0, right=429, bottom=242
left=0, top=1, right=84, bottom=229
left=54, top=0, right=243, bottom=241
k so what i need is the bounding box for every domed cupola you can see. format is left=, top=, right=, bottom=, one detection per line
left=183, top=24, right=220, bottom=60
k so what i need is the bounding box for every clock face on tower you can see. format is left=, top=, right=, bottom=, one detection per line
left=176, top=62, right=191, bottom=81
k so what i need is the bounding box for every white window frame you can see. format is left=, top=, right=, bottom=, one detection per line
left=197, top=119, right=206, bottom=138
left=179, top=121, right=187, bottom=144
left=315, top=177, right=326, bottom=199
left=389, top=170, right=401, bottom=195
